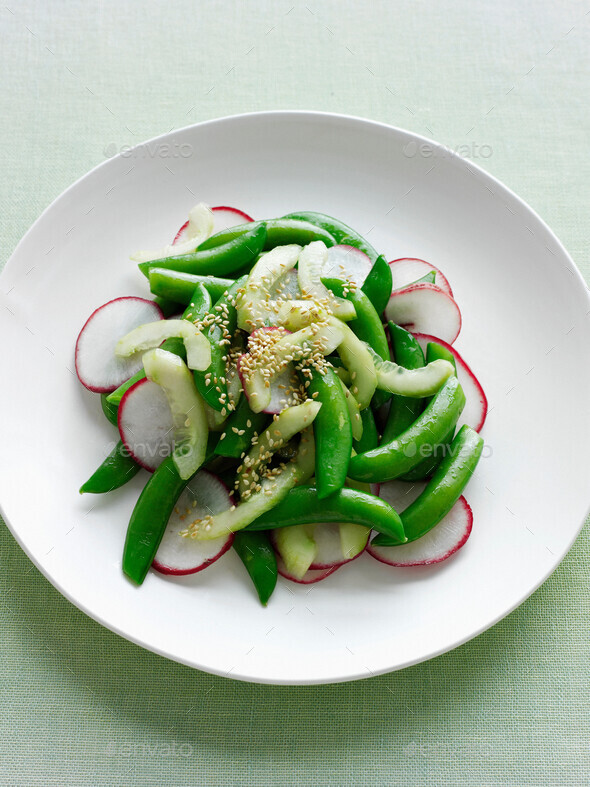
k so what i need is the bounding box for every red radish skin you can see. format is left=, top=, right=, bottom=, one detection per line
left=173, top=205, right=254, bottom=244
left=367, top=496, right=473, bottom=567
left=413, top=333, right=488, bottom=432
left=276, top=556, right=341, bottom=584
left=117, top=377, right=174, bottom=472
left=310, top=546, right=366, bottom=571
left=389, top=258, right=453, bottom=298
left=384, top=282, right=462, bottom=345
left=75, top=297, right=164, bottom=393
left=153, top=471, right=235, bottom=576
left=323, top=244, right=373, bottom=288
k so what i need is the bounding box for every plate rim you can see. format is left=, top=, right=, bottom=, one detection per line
left=1, top=109, right=589, bottom=685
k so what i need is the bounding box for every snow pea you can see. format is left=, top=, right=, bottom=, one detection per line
left=353, top=406, right=379, bottom=454
left=80, top=440, right=140, bottom=494
left=305, top=367, right=352, bottom=499
left=245, top=485, right=407, bottom=544
left=233, top=530, right=277, bottom=606
left=101, top=393, right=119, bottom=426
left=152, top=295, right=181, bottom=318
left=381, top=323, right=425, bottom=444
left=138, top=223, right=266, bottom=278
left=372, top=425, right=483, bottom=546
left=282, top=211, right=379, bottom=261
left=149, top=268, right=234, bottom=305
left=323, top=277, right=391, bottom=409
left=348, top=376, right=466, bottom=483
left=362, top=255, right=392, bottom=316
left=123, top=456, right=188, bottom=585
left=214, top=396, right=270, bottom=459
left=201, top=218, right=336, bottom=252
left=400, top=341, right=457, bottom=481
left=194, top=276, right=247, bottom=412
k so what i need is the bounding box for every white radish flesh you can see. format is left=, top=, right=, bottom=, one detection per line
left=118, top=378, right=174, bottom=471
left=385, top=283, right=462, bottom=345
left=75, top=297, right=163, bottom=393
left=368, top=496, right=473, bottom=566
left=413, top=333, right=488, bottom=432
left=323, top=245, right=373, bottom=288
left=152, top=471, right=234, bottom=575
left=389, top=258, right=453, bottom=297
left=309, top=523, right=369, bottom=569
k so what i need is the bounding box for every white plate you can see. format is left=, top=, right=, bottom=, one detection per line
left=1, top=111, right=588, bottom=685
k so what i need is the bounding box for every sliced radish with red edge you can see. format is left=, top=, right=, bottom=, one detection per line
left=118, top=377, right=174, bottom=471
left=385, top=283, right=462, bottom=345
left=413, top=333, right=488, bottom=432
left=308, top=523, right=368, bottom=570
left=323, top=244, right=372, bottom=288
left=152, top=471, right=234, bottom=576
left=75, top=297, right=163, bottom=393
left=368, top=496, right=473, bottom=566
left=173, top=205, right=254, bottom=244
left=389, top=258, right=453, bottom=298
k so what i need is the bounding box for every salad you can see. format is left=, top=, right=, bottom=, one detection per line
left=75, top=204, right=487, bottom=604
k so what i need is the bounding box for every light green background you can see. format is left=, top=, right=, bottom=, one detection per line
left=1, top=2, right=588, bottom=785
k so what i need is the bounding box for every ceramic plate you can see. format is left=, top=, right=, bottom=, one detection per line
left=1, top=111, right=588, bottom=684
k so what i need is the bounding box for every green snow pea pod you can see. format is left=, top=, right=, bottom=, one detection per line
left=138, top=223, right=266, bottom=278
left=123, top=456, right=188, bottom=585
left=233, top=530, right=278, bottom=606
left=353, top=407, right=379, bottom=454
left=305, top=366, right=352, bottom=499
left=214, top=396, right=270, bottom=459
left=323, top=277, right=391, bottom=410
left=152, top=295, right=182, bottom=318
left=282, top=211, right=379, bottom=261
left=149, top=268, right=235, bottom=305
left=362, top=255, right=393, bottom=316
left=347, top=376, right=466, bottom=483
left=372, top=425, right=483, bottom=546
left=381, top=323, right=426, bottom=445
left=80, top=440, right=140, bottom=494
left=246, top=485, right=406, bottom=544
left=400, top=340, right=457, bottom=481
left=194, top=276, right=247, bottom=412
left=101, top=393, right=119, bottom=426
left=200, top=218, right=336, bottom=252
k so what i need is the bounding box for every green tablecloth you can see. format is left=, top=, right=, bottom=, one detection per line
left=1, top=2, right=588, bottom=784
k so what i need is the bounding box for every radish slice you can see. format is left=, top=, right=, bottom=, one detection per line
left=173, top=205, right=254, bottom=244
left=308, top=523, right=369, bottom=569
left=118, top=378, right=174, bottom=471
left=152, top=471, right=234, bottom=576
left=323, top=245, right=373, bottom=288
left=75, top=297, right=163, bottom=393
left=276, top=556, right=340, bottom=584
left=385, top=283, right=462, bottom=345
left=368, top=496, right=473, bottom=566
left=413, top=333, right=488, bottom=432
left=389, top=258, right=453, bottom=297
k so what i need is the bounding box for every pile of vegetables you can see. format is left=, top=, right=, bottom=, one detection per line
left=75, top=204, right=487, bottom=604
